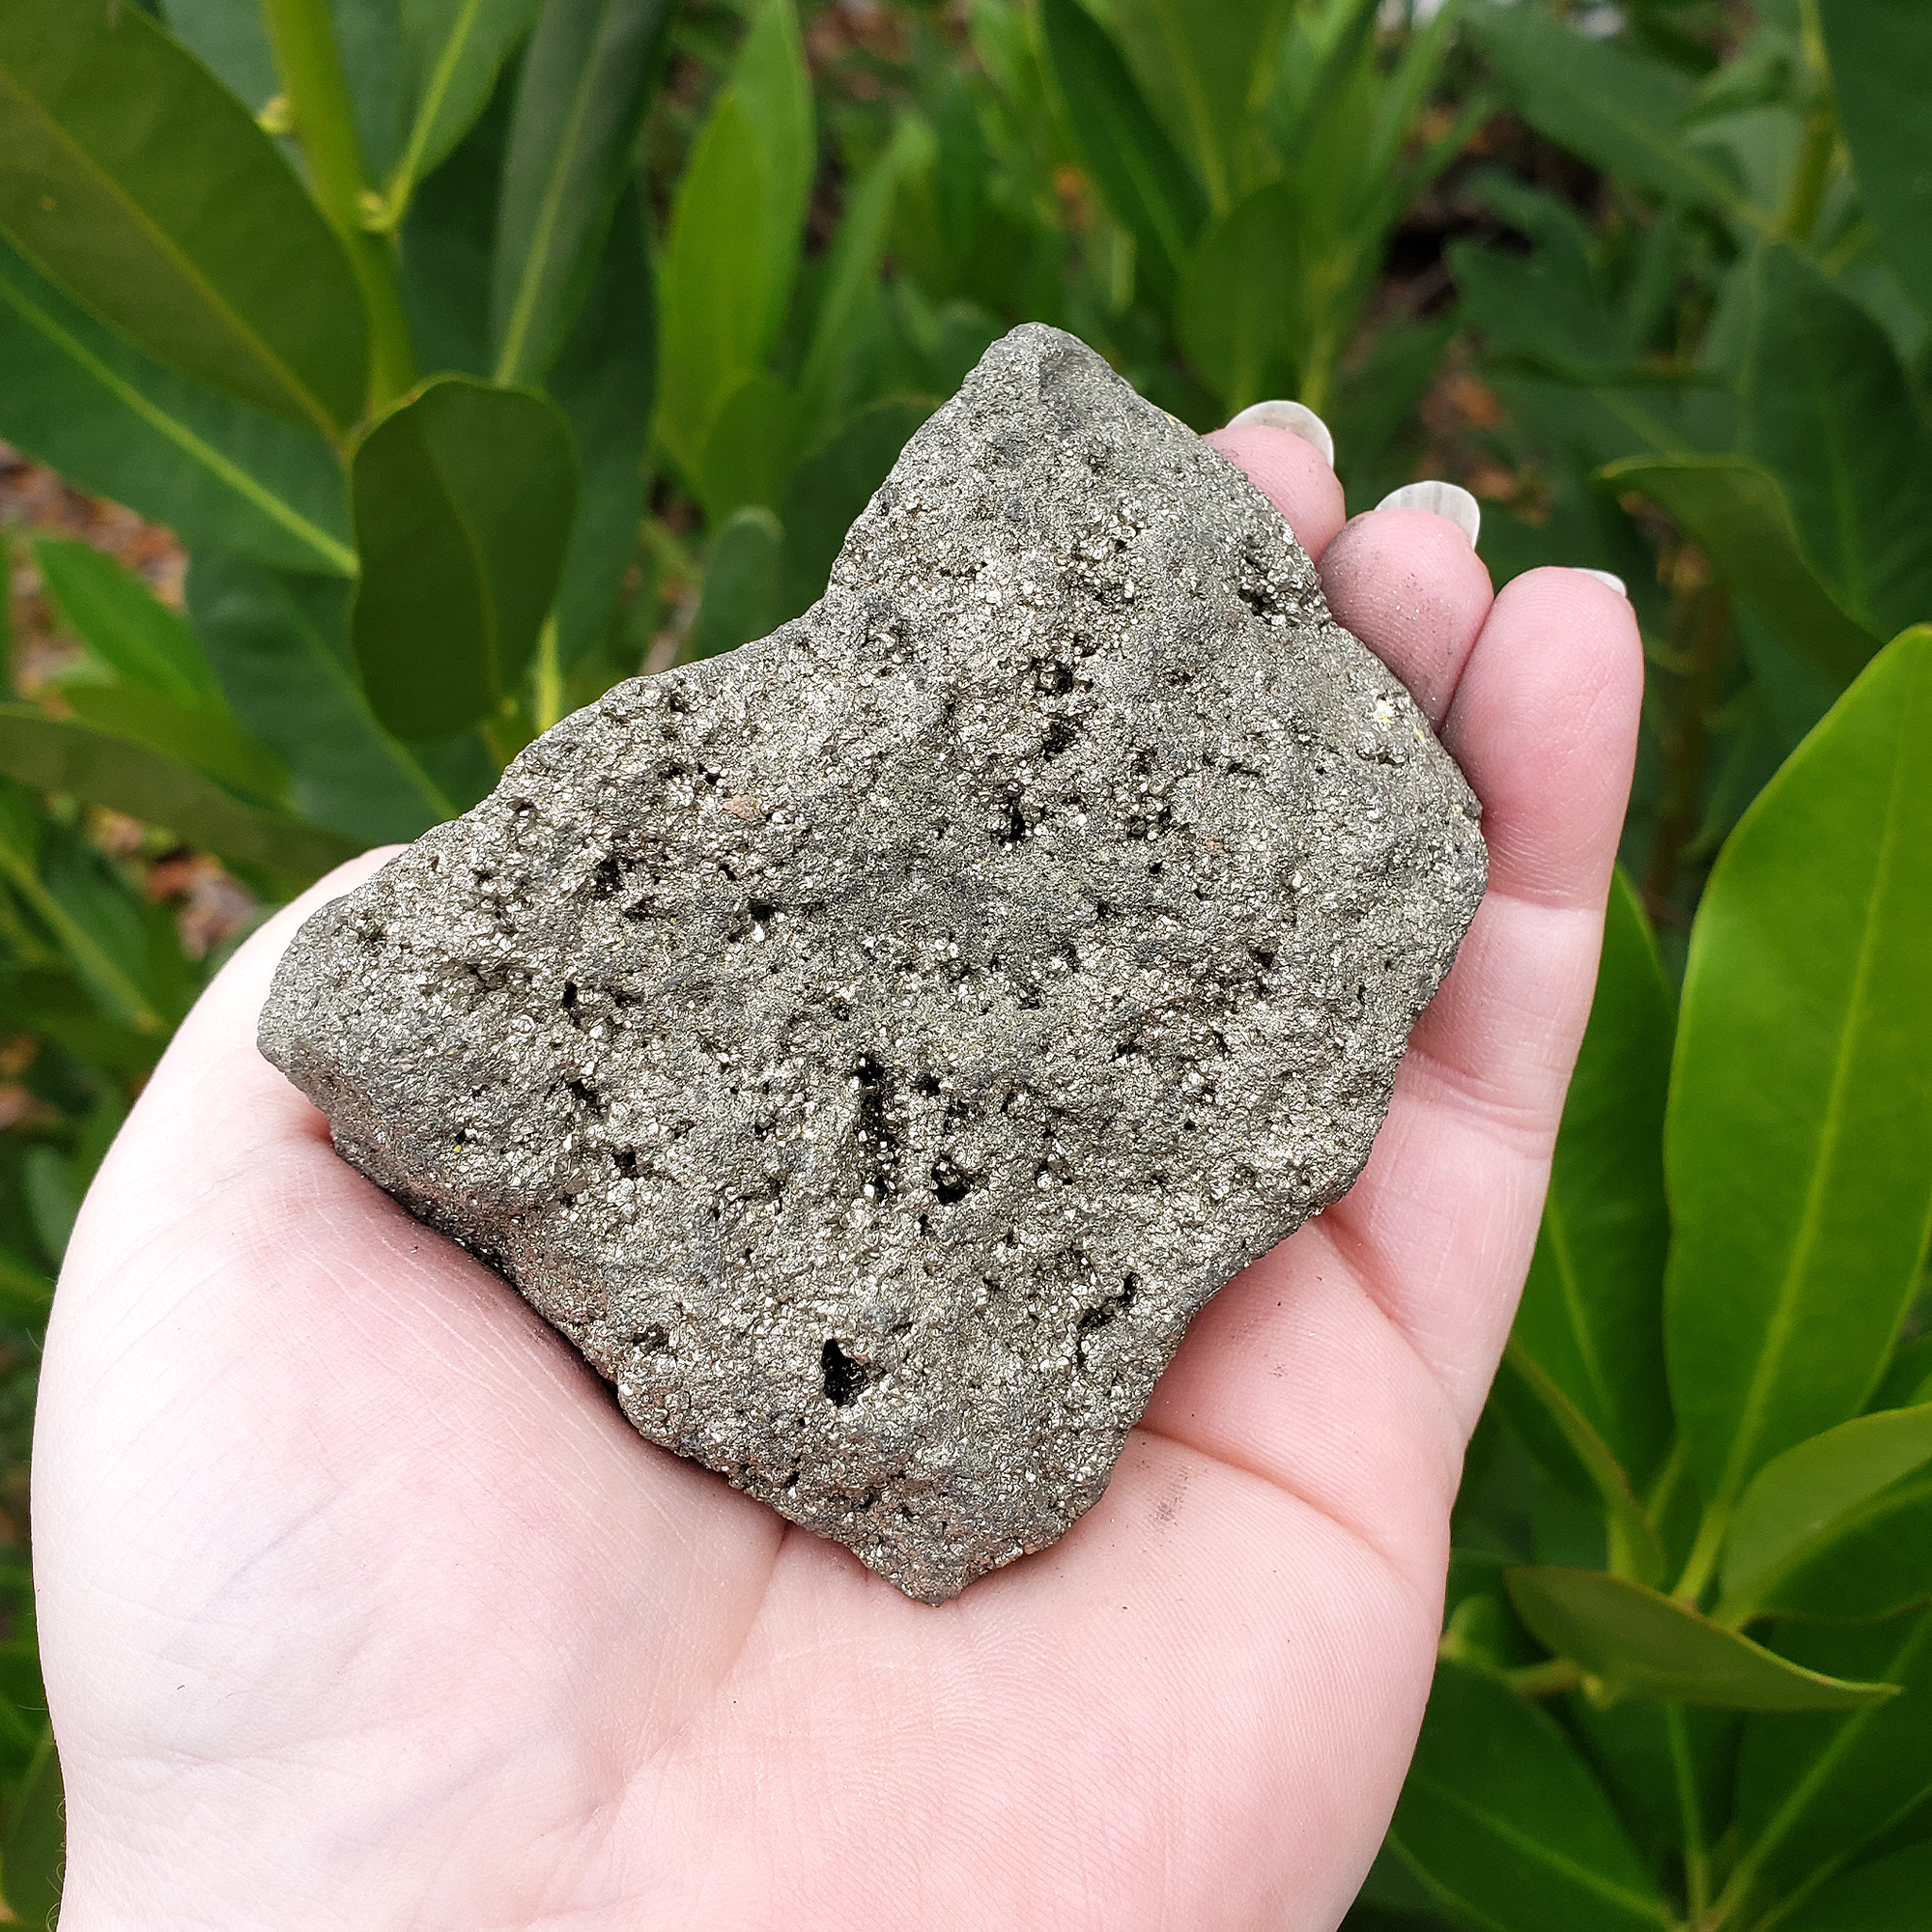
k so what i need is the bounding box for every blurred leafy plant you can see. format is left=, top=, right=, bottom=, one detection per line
left=0, top=2, right=1926, bottom=1925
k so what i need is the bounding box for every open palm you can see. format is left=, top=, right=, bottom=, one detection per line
left=34, top=430, right=1638, bottom=1932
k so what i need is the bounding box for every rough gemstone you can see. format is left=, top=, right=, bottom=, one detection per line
left=259, top=325, right=1487, bottom=1604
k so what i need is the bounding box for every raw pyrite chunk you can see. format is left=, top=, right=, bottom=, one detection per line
left=259, top=325, right=1487, bottom=1603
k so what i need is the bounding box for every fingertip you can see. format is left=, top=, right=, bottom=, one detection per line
left=1444, top=567, right=1643, bottom=910
left=1318, top=508, right=1496, bottom=724
left=1205, top=423, right=1348, bottom=561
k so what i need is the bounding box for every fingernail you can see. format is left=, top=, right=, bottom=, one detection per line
left=1577, top=568, right=1628, bottom=598
left=1226, top=400, right=1335, bottom=469
left=1375, top=480, right=1480, bottom=549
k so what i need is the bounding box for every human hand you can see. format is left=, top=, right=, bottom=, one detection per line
left=33, top=422, right=1639, bottom=1931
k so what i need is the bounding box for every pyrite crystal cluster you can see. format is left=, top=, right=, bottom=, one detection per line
left=260, top=326, right=1486, bottom=1603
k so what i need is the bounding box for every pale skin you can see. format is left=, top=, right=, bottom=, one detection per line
left=32, top=426, right=1640, bottom=1931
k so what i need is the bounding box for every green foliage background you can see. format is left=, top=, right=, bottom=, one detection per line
left=0, top=0, right=1928, bottom=1923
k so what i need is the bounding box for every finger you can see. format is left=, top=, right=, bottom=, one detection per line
left=1316, top=505, right=1495, bottom=724
left=1150, top=568, right=1640, bottom=1495
left=1318, top=567, right=1643, bottom=1417
left=1206, top=423, right=1348, bottom=560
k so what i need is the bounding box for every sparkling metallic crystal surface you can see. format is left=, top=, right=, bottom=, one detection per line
left=259, top=326, right=1487, bottom=1603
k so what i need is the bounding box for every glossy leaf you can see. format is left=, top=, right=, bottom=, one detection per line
left=185, top=554, right=452, bottom=845
left=654, top=0, right=811, bottom=474
left=33, top=538, right=220, bottom=707
left=1726, top=1608, right=1932, bottom=1920
left=777, top=399, right=935, bottom=624
left=1719, top=1406, right=1932, bottom=1625
left=0, top=1726, right=62, bottom=1926
left=1388, top=1660, right=1673, bottom=1932
left=1664, top=630, right=1932, bottom=1513
left=349, top=377, right=577, bottom=738
left=0, top=1, right=369, bottom=438
left=1496, top=1341, right=1665, bottom=1587
left=1515, top=867, right=1674, bottom=1489
left=389, top=0, right=544, bottom=217
left=688, top=507, right=782, bottom=663
left=1103, top=0, right=1278, bottom=215
left=1734, top=246, right=1932, bottom=644
left=548, top=182, right=653, bottom=668
left=159, top=0, right=280, bottom=113
left=1178, top=182, right=1298, bottom=415
left=0, top=240, right=354, bottom=577
left=0, top=704, right=357, bottom=883
left=1780, top=1839, right=1932, bottom=1932
left=1818, top=0, right=1932, bottom=316
left=1039, top=0, right=1207, bottom=297
left=491, top=0, right=677, bottom=384
left=1506, top=1567, right=1896, bottom=1711
left=1601, top=455, right=1880, bottom=689
left=1466, top=1, right=1751, bottom=225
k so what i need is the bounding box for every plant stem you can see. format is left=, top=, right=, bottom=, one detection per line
left=1666, top=1704, right=1711, bottom=1926
left=533, top=617, right=565, bottom=733
left=1502, top=1657, right=1584, bottom=1697
left=259, top=0, right=417, bottom=416
left=1673, top=1504, right=1728, bottom=1606
left=1777, top=0, right=1836, bottom=244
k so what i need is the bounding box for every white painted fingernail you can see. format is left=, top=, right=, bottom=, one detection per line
left=1375, top=480, right=1480, bottom=548
left=1226, top=400, right=1335, bottom=469
left=1578, top=568, right=1628, bottom=598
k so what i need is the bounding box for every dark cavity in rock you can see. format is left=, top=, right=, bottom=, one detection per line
left=259, top=325, right=1487, bottom=1604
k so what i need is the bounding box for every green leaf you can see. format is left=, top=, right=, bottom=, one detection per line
left=1663, top=630, right=1932, bottom=1516
left=0, top=786, right=160, bottom=1033
left=0, top=240, right=355, bottom=577
left=1818, top=0, right=1932, bottom=316
left=1725, top=1608, right=1932, bottom=1921
left=1102, top=0, right=1280, bottom=215
left=655, top=99, right=779, bottom=480
left=548, top=180, right=653, bottom=669
left=653, top=0, right=812, bottom=474
left=1780, top=1840, right=1932, bottom=1932
left=33, top=538, right=220, bottom=707
left=1496, top=1342, right=1666, bottom=1587
left=1039, top=0, right=1207, bottom=296
left=1602, top=455, right=1880, bottom=691
left=1178, top=181, right=1298, bottom=415
left=1719, top=1405, right=1932, bottom=1625
left=490, top=0, right=677, bottom=384
left=688, top=506, right=783, bottom=663
left=696, top=371, right=795, bottom=527
left=160, top=0, right=280, bottom=113
left=1505, top=1567, right=1896, bottom=1710
left=388, top=0, right=544, bottom=218
left=60, top=684, right=288, bottom=805
left=0, top=0, right=369, bottom=438
left=790, top=122, right=917, bottom=458
left=1387, top=1659, right=1673, bottom=1932
left=0, top=1247, right=52, bottom=1331
left=1734, top=246, right=1932, bottom=643
left=0, top=704, right=358, bottom=884
left=1465, top=1, right=1754, bottom=226
left=185, top=553, right=453, bottom=844
left=349, top=376, right=578, bottom=738
left=1515, top=867, right=1675, bottom=1491
left=0, top=1726, right=62, bottom=1927
left=776, top=398, right=936, bottom=623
